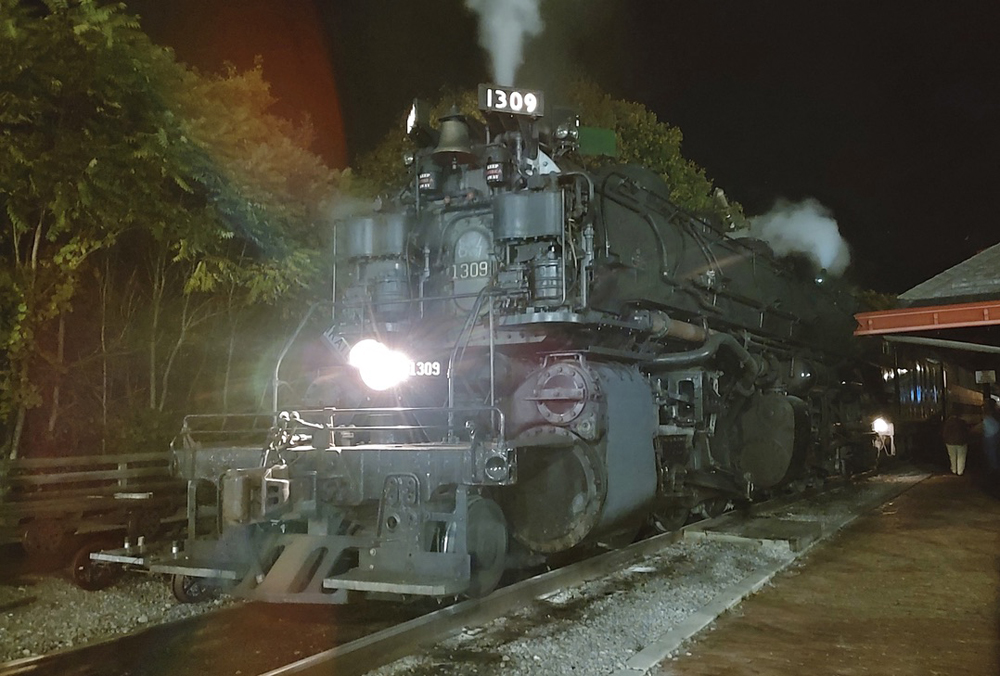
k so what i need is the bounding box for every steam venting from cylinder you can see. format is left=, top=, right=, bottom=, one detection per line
left=749, top=198, right=851, bottom=276
left=465, top=0, right=544, bottom=85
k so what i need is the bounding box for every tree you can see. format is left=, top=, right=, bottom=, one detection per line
left=140, top=62, right=336, bottom=414
left=566, top=80, right=723, bottom=217
left=0, top=1, right=340, bottom=458
left=0, top=0, right=193, bottom=456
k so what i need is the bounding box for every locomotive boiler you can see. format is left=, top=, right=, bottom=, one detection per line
left=96, top=85, right=875, bottom=604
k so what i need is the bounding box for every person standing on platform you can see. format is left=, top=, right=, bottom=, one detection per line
left=982, top=398, right=1000, bottom=474
left=942, top=413, right=969, bottom=475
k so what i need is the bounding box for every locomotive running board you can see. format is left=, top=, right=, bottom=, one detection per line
left=323, top=569, right=467, bottom=596
left=91, top=547, right=242, bottom=581
left=324, top=549, right=469, bottom=596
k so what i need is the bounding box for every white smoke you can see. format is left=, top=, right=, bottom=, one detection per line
left=465, top=0, right=544, bottom=86
left=750, top=198, right=851, bottom=276
left=326, top=192, right=379, bottom=221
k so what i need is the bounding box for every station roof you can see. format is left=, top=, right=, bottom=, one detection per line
left=855, top=241, right=1000, bottom=337
left=898, top=241, right=1000, bottom=307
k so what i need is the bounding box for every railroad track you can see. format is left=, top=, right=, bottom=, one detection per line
left=0, top=466, right=926, bottom=676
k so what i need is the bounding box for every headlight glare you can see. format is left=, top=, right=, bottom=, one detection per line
left=348, top=339, right=384, bottom=368
left=872, top=417, right=892, bottom=435
left=349, top=339, right=410, bottom=391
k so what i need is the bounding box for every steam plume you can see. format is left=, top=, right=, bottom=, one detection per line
left=750, top=198, right=851, bottom=276
left=465, top=0, right=544, bottom=85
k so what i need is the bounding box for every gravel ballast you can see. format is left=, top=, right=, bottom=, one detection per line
left=0, top=571, right=235, bottom=664
left=367, top=538, right=795, bottom=676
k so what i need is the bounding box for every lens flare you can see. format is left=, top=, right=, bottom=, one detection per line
left=348, top=339, right=410, bottom=391
left=348, top=339, right=384, bottom=368
left=872, top=417, right=892, bottom=435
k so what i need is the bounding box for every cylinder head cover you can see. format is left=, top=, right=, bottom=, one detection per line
left=738, top=393, right=809, bottom=488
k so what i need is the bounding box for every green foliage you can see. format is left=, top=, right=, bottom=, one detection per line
left=98, top=407, right=178, bottom=457
left=170, top=62, right=338, bottom=252
left=0, top=0, right=178, bottom=446
left=566, top=80, right=722, bottom=217
left=854, top=289, right=898, bottom=313
left=0, top=1, right=339, bottom=457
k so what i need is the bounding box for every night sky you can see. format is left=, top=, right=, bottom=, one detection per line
left=130, top=1, right=1000, bottom=296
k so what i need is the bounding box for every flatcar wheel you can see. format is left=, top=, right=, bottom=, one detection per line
left=70, top=538, right=124, bottom=591
left=171, top=574, right=216, bottom=604
left=650, top=506, right=689, bottom=533
left=465, top=497, right=507, bottom=598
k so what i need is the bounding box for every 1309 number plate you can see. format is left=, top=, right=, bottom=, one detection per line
left=409, top=361, right=442, bottom=377
left=478, top=84, right=544, bottom=117
left=451, top=260, right=492, bottom=280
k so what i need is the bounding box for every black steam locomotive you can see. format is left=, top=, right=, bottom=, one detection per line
left=95, top=85, right=880, bottom=603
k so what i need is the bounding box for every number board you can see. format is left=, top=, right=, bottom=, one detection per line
left=478, top=84, right=544, bottom=117
left=409, top=360, right=442, bottom=378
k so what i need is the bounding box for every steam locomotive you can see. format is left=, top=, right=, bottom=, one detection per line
left=95, top=85, right=882, bottom=604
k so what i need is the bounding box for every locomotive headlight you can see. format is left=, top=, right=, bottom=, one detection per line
left=872, top=417, right=893, bottom=435
left=554, top=121, right=579, bottom=141
left=349, top=339, right=411, bottom=391
left=360, top=351, right=411, bottom=391
left=554, top=114, right=580, bottom=142
left=348, top=339, right=383, bottom=369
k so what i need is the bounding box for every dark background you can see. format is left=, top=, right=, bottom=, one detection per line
left=128, top=0, right=1000, bottom=295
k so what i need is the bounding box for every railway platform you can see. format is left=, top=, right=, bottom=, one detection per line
left=652, top=469, right=1000, bottom=676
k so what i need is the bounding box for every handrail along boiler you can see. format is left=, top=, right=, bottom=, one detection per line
left=97, top=85, right=879, bottom=603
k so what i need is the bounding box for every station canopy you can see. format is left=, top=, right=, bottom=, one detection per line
left=854, top=242, right=1000, bottom=366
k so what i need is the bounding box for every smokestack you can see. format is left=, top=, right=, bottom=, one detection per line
left=465, top=0, right=544, bottom=85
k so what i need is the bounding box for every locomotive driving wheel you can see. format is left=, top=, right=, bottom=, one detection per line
left=465, top=496, right=508, bottom=598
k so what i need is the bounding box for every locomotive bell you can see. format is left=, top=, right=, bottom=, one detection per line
left=433, top=108, right=476, bottom=166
